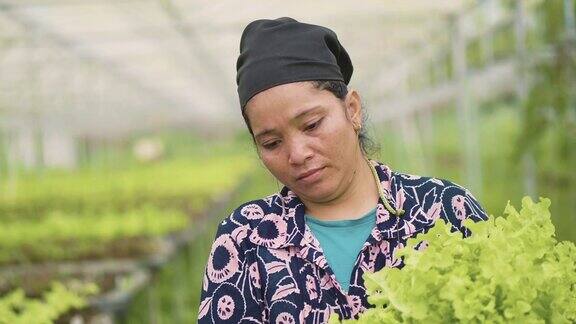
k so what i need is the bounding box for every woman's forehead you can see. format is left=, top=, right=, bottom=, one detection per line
left=246, top=82, right=336, bottom=117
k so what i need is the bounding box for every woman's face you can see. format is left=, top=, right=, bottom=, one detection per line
left=244, top=81, right=363, bottom=204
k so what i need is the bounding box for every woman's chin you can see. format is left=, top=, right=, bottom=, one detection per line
left=286, top=168, right=344, bottom=202
left=294, top=183, right=339, bottom=204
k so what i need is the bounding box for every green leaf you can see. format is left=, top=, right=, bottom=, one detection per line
left=345, top=197, right=576, bottom=323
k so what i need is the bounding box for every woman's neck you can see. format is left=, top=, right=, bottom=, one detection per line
left=303, top=155, right=379, bottom=221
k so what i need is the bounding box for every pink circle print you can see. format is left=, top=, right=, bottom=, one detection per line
left=207, top=234, right=240, bottom=283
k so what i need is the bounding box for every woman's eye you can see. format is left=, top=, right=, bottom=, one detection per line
left=305, top=119, right=322, bottom=131
left=262, top=140, right=280, bottom=150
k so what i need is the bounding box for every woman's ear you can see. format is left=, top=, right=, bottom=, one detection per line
left=345, top=89, right=362, bottom=127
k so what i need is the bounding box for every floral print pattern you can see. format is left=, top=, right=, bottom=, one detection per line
left=248, top=213, right=288, bottom=248
left=217, top=295, right=235, bottom=320
left=199, top=160, right=488, bottom=323
left=206, top=234, right=240, bottom=283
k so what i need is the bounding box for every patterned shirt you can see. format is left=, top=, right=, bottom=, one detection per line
left=198, top=160, right=488, bottom=323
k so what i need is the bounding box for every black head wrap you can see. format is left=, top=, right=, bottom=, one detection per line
left=236, top=17, right=353, bottom=109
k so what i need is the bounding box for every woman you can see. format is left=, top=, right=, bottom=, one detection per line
left=198, top=17, right=488, bottom=323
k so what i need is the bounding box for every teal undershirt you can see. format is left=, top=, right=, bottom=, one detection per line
left=305, top=207, right=377, bottom=293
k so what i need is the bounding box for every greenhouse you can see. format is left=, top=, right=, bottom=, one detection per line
left=0, top=0, right=574, bottom=323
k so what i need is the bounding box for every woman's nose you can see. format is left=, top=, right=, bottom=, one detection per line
left=287, top=137, right=313, bottom=166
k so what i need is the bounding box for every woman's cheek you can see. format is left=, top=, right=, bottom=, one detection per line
left=324, top=125, right=352, bottom=157
left=262, top=152, right=291, bottom=185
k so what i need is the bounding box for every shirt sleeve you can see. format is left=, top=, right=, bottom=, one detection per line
left=441, top=183, right=489, bottom=237
left=198, top=217, right=264, bottom=323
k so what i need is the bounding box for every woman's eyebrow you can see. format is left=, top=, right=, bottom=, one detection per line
left=254, top=128, right=275, bottom=140
left=254, top=106, right=324, bottom=140
left=291, top=105, right=323, bottom=120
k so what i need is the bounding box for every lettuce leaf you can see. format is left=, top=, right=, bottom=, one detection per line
left=337, top=197, right=576, bottom=323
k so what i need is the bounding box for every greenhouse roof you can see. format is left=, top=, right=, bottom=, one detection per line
left=0, top=0, right=472, bottom=138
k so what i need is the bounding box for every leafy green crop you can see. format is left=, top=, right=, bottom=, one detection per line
left=0, top=206, right=188, bottom=264
left=0, top=156, right=254, bottom=220
left=0, top=154, right=255, bottom=264
left=0, top=281, right=98, bottom=324
left=334, top=197, right=576, bottom=323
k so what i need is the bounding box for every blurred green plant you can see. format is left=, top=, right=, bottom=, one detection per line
left=0, top=153, right=255, bottom=264
left=0, top=281, right=98, bottom=324
left=0, top=145, right=259, bottom=319
left=0, top=156, right=253, bottom=220
left=0, top=206, right=187, bottom=265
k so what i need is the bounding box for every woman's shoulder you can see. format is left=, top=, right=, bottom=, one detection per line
left=390, top=169, right=488, bottom=227
left=215, top=191, right=285, bottom=243
left=372, top=160, right=472, bottom=194
left=391, top=169, right=475, bottom=195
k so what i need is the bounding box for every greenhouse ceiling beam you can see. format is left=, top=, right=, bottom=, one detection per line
left=0, top=2, right=185, bottom=114
left=99, top=0, right=237, bottom=123
left=2, top=0, right=465, bottom=61
left=0, top=11, right=205, bottom=139
left=155, top=0, right=236, bottom=108
left=0, top=0, right=143, bottom=9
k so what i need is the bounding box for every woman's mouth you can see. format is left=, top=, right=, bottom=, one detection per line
left=297, top=167, right=325, bottom=183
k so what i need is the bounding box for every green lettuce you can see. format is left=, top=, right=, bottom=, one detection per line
left=334, top=197, right=576, bottom=323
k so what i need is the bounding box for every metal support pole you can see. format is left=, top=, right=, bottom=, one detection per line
left=395, top=64, right=426, bottom=173
left=22, top=28, right=37, bottom=170
left=5, top=130, right=16, bottom=195
left=565, top=0, right=576, bottom=39
left=418, top=106, right=435, bottom=174
left=514, top=0, right=538, bottom=198
left=452, top=13, right=483, bottom=194
left=480, top=0, right=496, bottom=64
left=564, top=0, right=576, bottom=200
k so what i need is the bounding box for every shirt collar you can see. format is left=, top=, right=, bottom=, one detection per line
left=248, top=159, right=405, bottom=249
